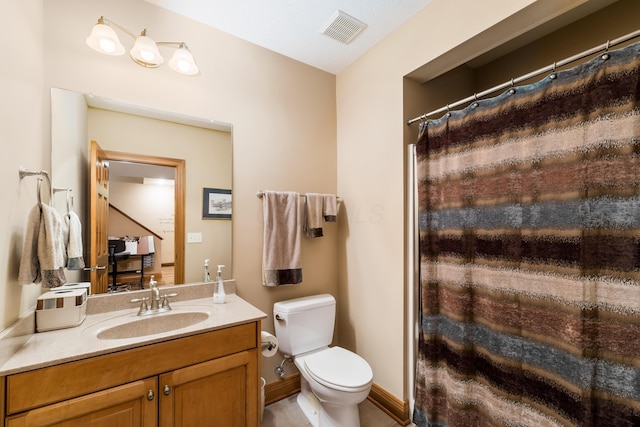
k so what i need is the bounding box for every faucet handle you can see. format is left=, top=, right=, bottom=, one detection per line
left=130, top=297, right=150, bottom=315
left=160, top=293, right=178, bottom=309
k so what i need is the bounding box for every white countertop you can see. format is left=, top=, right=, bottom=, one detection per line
left=0, top=282, right=267, bottom=376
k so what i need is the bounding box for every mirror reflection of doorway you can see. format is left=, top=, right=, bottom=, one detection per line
left=109, top=160, right=175, bottom=287
left=97, top=150, right=186, bottom=292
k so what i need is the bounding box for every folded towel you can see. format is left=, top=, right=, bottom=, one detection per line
left=18, top=205, right=41, bottom=285
left=18, top=204, right=67, bottom=288
left=65, top=211, right=85, bottom=270
left=304, top=193, right=324, bottom=238
left=262, top=191, right=303, bottom=286
left=323, top=194, right=337, bottom=222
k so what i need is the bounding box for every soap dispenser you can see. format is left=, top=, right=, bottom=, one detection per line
left=203, top=259, right=211, bottom=283
left=213, top=264, right=226, bottom=304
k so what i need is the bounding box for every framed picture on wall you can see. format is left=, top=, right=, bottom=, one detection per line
left=203, top=188, right=232, bottom=219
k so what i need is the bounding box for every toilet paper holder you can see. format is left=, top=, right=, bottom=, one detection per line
left=262, top=340, right=277, bottom=352
left=260, top=331, right=279, bottom=357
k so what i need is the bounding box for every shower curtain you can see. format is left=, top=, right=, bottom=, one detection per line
left=413, top=40, right=640, bottom=427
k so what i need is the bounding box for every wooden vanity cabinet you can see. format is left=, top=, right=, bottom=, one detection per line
left=6, top=377, right=158, bottom=426
left=3, top=321, right=260, bottom=427
left=159, top=350, right=255, bottom=426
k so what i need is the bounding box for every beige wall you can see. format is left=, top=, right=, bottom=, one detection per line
left=0, top=0, right=46, bottom=326
left=1, top=0, right=628, bottom=405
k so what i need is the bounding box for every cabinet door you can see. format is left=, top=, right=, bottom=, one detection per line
left=159, top=350, right=258, bottom=427
left=6, top=377, right=157, bottom=427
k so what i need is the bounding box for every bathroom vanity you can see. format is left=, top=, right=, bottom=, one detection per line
left=0, top=282, right=266, bottom=426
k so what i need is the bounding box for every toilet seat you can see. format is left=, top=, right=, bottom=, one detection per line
left=303, top=346, right=373, bottom=392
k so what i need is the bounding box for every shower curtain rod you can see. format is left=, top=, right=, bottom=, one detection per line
left=407, top=28, right=640, bottom=125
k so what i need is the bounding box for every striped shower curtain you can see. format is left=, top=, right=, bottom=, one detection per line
left=413, top=41, right=640, bottom=426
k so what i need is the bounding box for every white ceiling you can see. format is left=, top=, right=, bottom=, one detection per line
left=144, top=0, right=433, bottom=74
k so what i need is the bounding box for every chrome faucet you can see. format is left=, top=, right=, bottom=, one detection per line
left=130, top=275, right=178, bottom=316
left=149, top=275, right=160, bottom=311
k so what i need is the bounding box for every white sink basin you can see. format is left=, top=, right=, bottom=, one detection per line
left=83, top=309, right=213, bottom=340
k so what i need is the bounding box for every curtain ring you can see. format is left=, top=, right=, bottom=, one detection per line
left=601, top=40, right=611, bottom=61
left=550, top=61, right=557, bottom=80
left=600, top=40, right=611, bottom=61
left=418, top=115, right=428, bottom=139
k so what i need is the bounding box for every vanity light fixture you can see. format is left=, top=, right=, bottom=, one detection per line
left=86, top=16, right=199, bottom=76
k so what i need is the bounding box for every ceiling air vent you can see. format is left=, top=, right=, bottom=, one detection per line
left=320, top=10, right=367, bottom=45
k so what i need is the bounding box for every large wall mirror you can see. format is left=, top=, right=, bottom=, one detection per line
left=51, top=87, right=233, bottom=293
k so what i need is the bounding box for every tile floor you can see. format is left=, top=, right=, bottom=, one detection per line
left=262, top=394, right=405, bottom=427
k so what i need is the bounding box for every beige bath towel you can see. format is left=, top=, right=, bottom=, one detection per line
left=322, top=194, right=337, bottom=222
left=18, top=205, right=41, bottom=285
left=18, top=204, right=67, bottom=287
left=304, top=193, right=324, bottom=238
left=262, top=191, right=303, bottom=286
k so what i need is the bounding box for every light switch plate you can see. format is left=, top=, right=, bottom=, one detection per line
left=187, top=232, right=202, bottom=243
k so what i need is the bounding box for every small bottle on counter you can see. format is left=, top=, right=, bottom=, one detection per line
left=203, top=259, right=211, bottom=283
left=213, top=264, right=226, bottom=304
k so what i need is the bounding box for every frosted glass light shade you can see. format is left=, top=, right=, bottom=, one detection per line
left=168, top=45, right=199, bottom=76
left=85, top=17, right=199, bottom=76
left=86, top=23, right=125, bottom=55
left=130, top=33, right=163, bottom=67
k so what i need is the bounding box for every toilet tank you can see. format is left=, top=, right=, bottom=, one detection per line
left=273, top=294, right=335, bottom=356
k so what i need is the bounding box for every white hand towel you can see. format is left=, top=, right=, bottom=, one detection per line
left=66, top=211, right=85, bottom=270
left=304, top=193, right=324, bottom=238
left=262, top=191, right=303, bottom=286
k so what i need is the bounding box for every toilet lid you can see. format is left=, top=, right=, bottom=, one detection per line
left=304, top=347, right=373, bottom=390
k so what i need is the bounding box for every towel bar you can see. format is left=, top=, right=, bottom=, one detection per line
left=19, top=167, right=53, bottom=206
left=256, top=191, right=342, bottom=201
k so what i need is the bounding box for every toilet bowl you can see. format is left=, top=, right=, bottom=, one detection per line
left=274, top=294, right=373, bottom=427
left=295, top=346, right=373, bottom=427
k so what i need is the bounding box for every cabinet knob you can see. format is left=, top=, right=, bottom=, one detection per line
left=147, top=390, right=155, bottom=401
left=163, top=385, right=171, bottom=395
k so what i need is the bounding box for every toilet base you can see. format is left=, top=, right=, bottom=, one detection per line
left=297, top=389, right=320, bottom=427
left=319, top=401, right=360, bottom=427
left=296, top=375, right=362, bottom=427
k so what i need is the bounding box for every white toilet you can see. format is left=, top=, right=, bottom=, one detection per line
left=273, top=294, right=373, bottom=427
